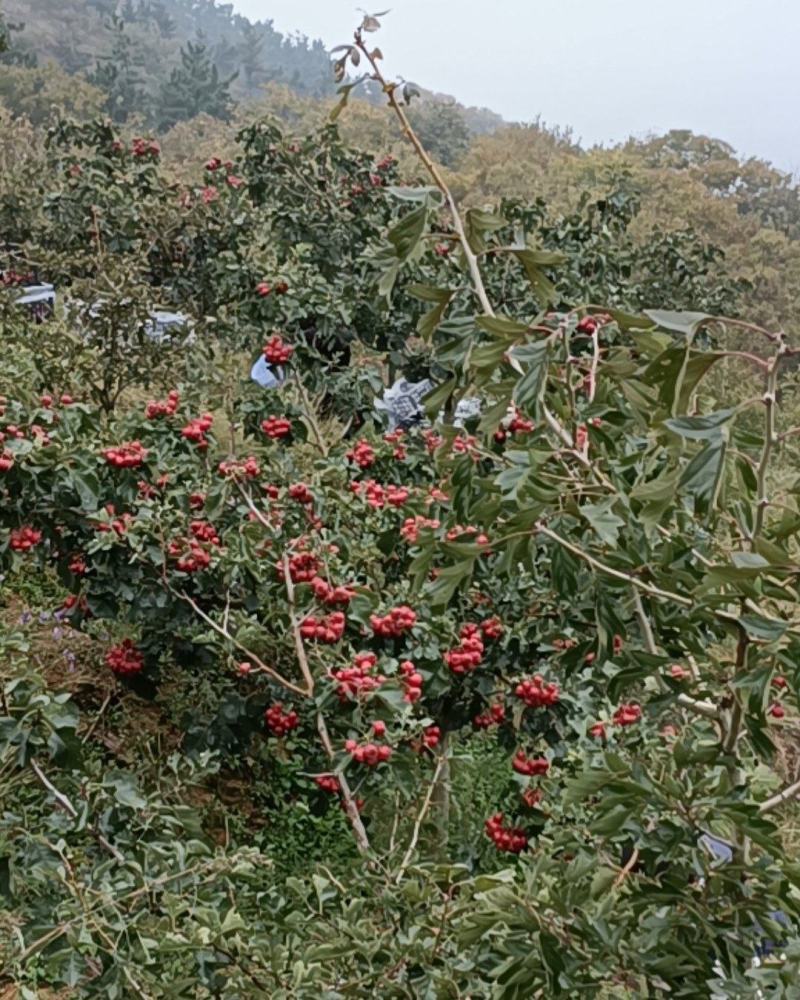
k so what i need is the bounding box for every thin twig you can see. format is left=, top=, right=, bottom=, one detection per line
left=177, top=590, right=306, bottom=697
left=614, top=847, right=639, bottom=888
left=759, top=776, right=800, bottom=814
left=395, top=754, right=447, bottom=882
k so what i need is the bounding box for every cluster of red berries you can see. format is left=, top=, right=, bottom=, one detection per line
left=145, top=390, right=179, bottom=420
left=423, top=430, right=443, bottom=452
left=263, top=334, right=293, bottom=365
left=1, top=424, right=24, bottom=441
left=218, top=456, right=260, bottom=479
left=310, top=576, right=355, bottom=606
left=400, top=660, right=424, bottom=703
left=315, top=774, right=341, bottom=793
left=445, top=524, right=490, bottom=548
left=300, top=611, right=346, bottom=643
left=331, top=652, right=386, bottom=701
left=495, top=409, right=535, bottom=443
left=0, top=449, right=14, bottom=472
left=68, top=555, right=87, bottom=576
left=138, top=475, right=167, bottom=500
left=10, top=526, right=42, bottom=552
left=105, top=639, right=144, bottom=677
left=422, top=724, right=441, bottom=749
left=434, top=242, right=451, bottom=257
left=515, top=675, right=560, bottom=708
left=255, top=280, right=289, bottom=297
left=278, top=551, right=319, bottom=582
left=613, top=703, right=642, bottom=727
left=264, top=702, right=299, bottom=736
left=576, top=315, right=599, bottom=335
left=452, top=435, right=479, bottom=458
left=371, top=605, right=417, bottom=638
left=131, top=137, right=160, bottom=158
left=474, top=702, right=506, bottom=728
left=350, top=480, right=409, bottom=509
left=62, top=594, right=89, bottom=616
left=288, top=482, right=314, bottom=505
left=383, top=429, right=407, bottom=460
left=485, top=813, right=528, bottom=853
left=169, top=537, right=212, bottom=573
left=445, top=623, right=485, bottom=674
left=345, top=739, right=392, bottom=766
left=103, top=440, right=148, bottom=469
left=400, top=515, right=440, bottom=543
left=189, top=520, right=220, bottom=545
left=181, top=413, right=213, bottom=449
left=261, top=416, right=291, bottom=439
left=512, top=751, right=550, bottom=776
left=346, top=439, right=376, bottom=469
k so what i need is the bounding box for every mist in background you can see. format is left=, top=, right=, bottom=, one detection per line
left=232, top=0, right=800, bottom=173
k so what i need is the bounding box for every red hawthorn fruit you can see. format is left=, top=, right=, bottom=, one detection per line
left=206, top=156, right=222, bottom=171
left=289, top=483, right=313, bottom=505
left=484, top=812, right=528, bottom=853
left=238, top=662, right=252, bottom=675
left=400, top=516, right=440, bottom=543
left=512, top=751, right=550, bottom=776
left=768, top=703, right=785, bottom=719
left=346, top=439, right=376, bottom=469
left=40, top=394, right=53, bottom=407
left=514, top=675, right=560, bottom=709
left=300, top=611, right=346, bottom=644
left=105, top=639, right=144, bottom=677
left=263, top=334, right=293, bottom=365
left=474, top=702, right=505, bottom=728
left=613, top=634, right=624, bottom=655
left=10, top=526, right=43, bottom=552
left=274, top=280, right=289, bottom=295
left=315, top=774, right=340, bottom=793
left=669, top=663, right=691, bottom=681
left=577, top=315, right=598, bottom=335
left=575, top=424, right=589, bottom=451
left=372, top=720, right=387, bottom=737
left=400, top=660, right=423, bottom=703
left=265, top=702, right=299, bottom=736
left=613, top=703, right=642, bottom=727
left=60, top=394, right=74, bottom=406
left=345, top=739, right=392, bottom=766
left=772, top=675, right=788, bottom=689
left=370, top=605, right=417, bottom=638
left=332, top=652, right=385, bottom=700
left=434, top=243, right=451, bottom=257
left=0, top=449, right=14, bottom=472
left=102, top=440, right=148, bottom=469
left=261, top=416, right=291, bottom=439
left=422, top=724, right=441, bottom=749
left=589, top=722, right=606, bottom=739
left=256, top=281, right=271, bottom=297
left=444, top=624, right=485, bottom=675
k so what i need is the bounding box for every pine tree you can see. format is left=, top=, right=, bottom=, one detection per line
left=88, top=18, right=148, bottom=122
left=157, top=40, right=236, bottom=130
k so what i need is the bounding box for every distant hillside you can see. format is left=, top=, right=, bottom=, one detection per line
left=0, top=0, right=505, bottom=139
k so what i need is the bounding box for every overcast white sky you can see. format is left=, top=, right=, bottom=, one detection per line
left=231, top=0, right=799, bottom=174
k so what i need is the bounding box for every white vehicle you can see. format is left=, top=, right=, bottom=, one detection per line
left=14, top=282, right=55, bottom=323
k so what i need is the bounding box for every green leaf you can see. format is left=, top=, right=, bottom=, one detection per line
left=103, top=771, right=147, bottom=810
left=581, top=500, right=624, bottom=547
left=679, top=435, right=726, bottom=512
left=511, top=249, right=558, bottom=304
left=511, top=340, right=550, bottom=410
left=665, top=409, right=736, bottom=440
left=422, top=378, right=457, bottom=419
left=408, top=284, right=454, bottom=340
left=738, top=615, right=788, bottom=643
left=388, top=206, right=428, bottom=261
left=475, top=315, right=529, bottom=337
left=426, top=558, right=476, bottom=607
left=644, top=309, right=712, bottom=336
